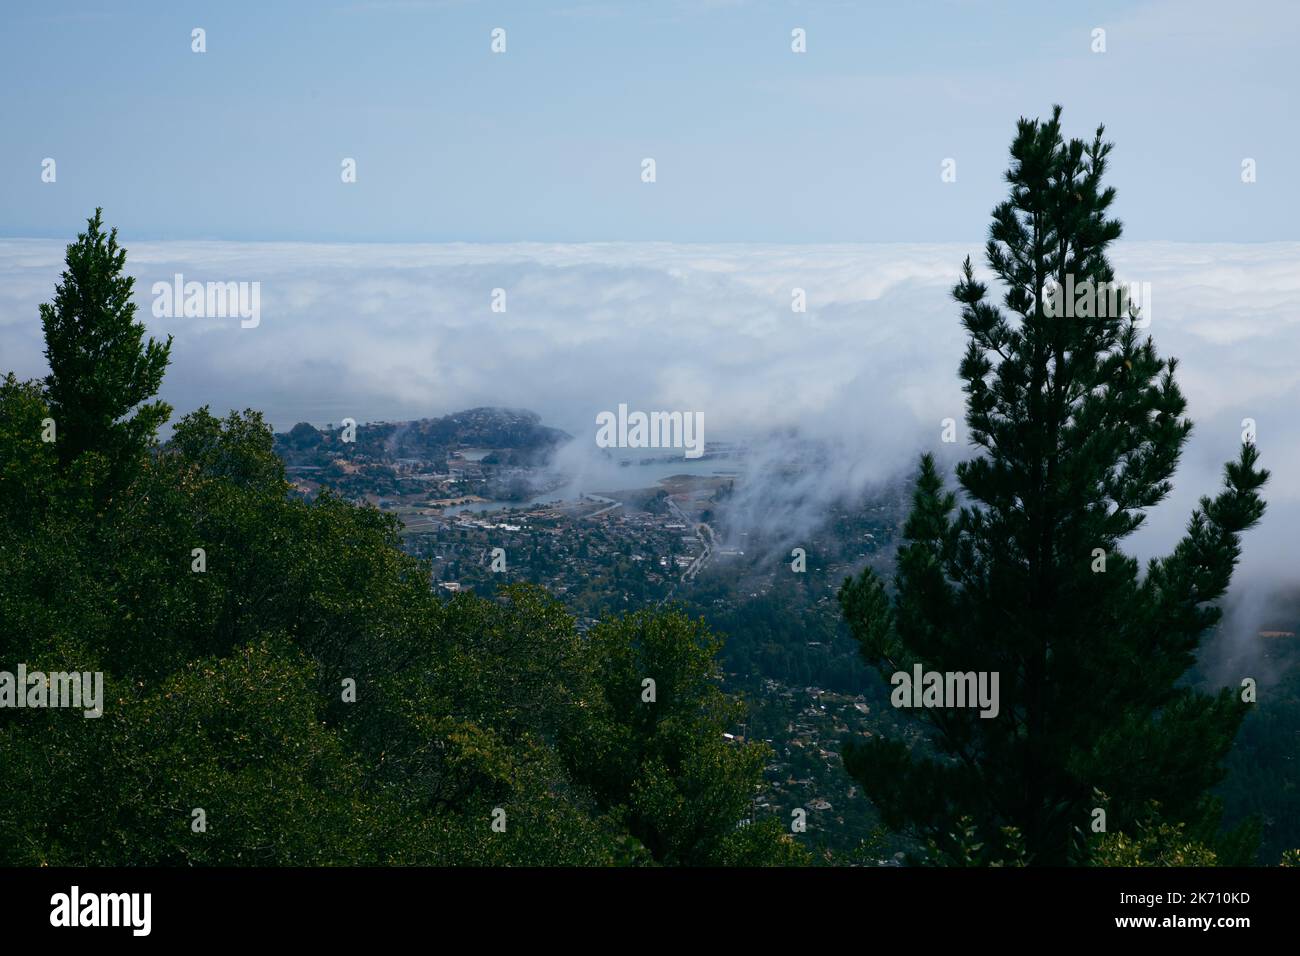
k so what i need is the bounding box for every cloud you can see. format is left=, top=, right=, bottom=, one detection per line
left=1, top=237, right=1298, bottom=595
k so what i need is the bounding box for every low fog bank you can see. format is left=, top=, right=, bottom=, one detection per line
left=2, top=238, right=1297, bottom=671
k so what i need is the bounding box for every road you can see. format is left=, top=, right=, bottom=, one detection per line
left=583, top=494, right=623, bottom=520
left=667, top=497, right=715, bottom=582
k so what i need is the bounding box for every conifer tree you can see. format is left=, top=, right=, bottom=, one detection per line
left=41, top=208, right=172, bottom=488
left=838, top=107, right=1269, bottom=865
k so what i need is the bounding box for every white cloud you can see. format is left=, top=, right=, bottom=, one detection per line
left=2, top=237, right=1298, bottom=590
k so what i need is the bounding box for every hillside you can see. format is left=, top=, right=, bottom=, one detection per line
left=274, top=407, right=571, bottom=468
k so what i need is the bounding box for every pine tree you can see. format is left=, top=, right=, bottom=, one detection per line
left=41, top=208, right=172, bottom=489
left=838, top=107, right=1269, bottom=866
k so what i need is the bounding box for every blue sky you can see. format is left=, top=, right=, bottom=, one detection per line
left=2, top=0, right=1296, bottom=242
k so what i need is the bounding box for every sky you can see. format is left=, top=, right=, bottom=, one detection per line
left=2, top=0, right=1298, bottom=620
left=1, top=0, right=1297, bottom=243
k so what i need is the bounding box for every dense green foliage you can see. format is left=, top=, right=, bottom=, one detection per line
left=838, top=108, right=1273, bottom=865
left=0, top=212, right=802, bottom=867
left=1217, top=646, right=1300, bottom=862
